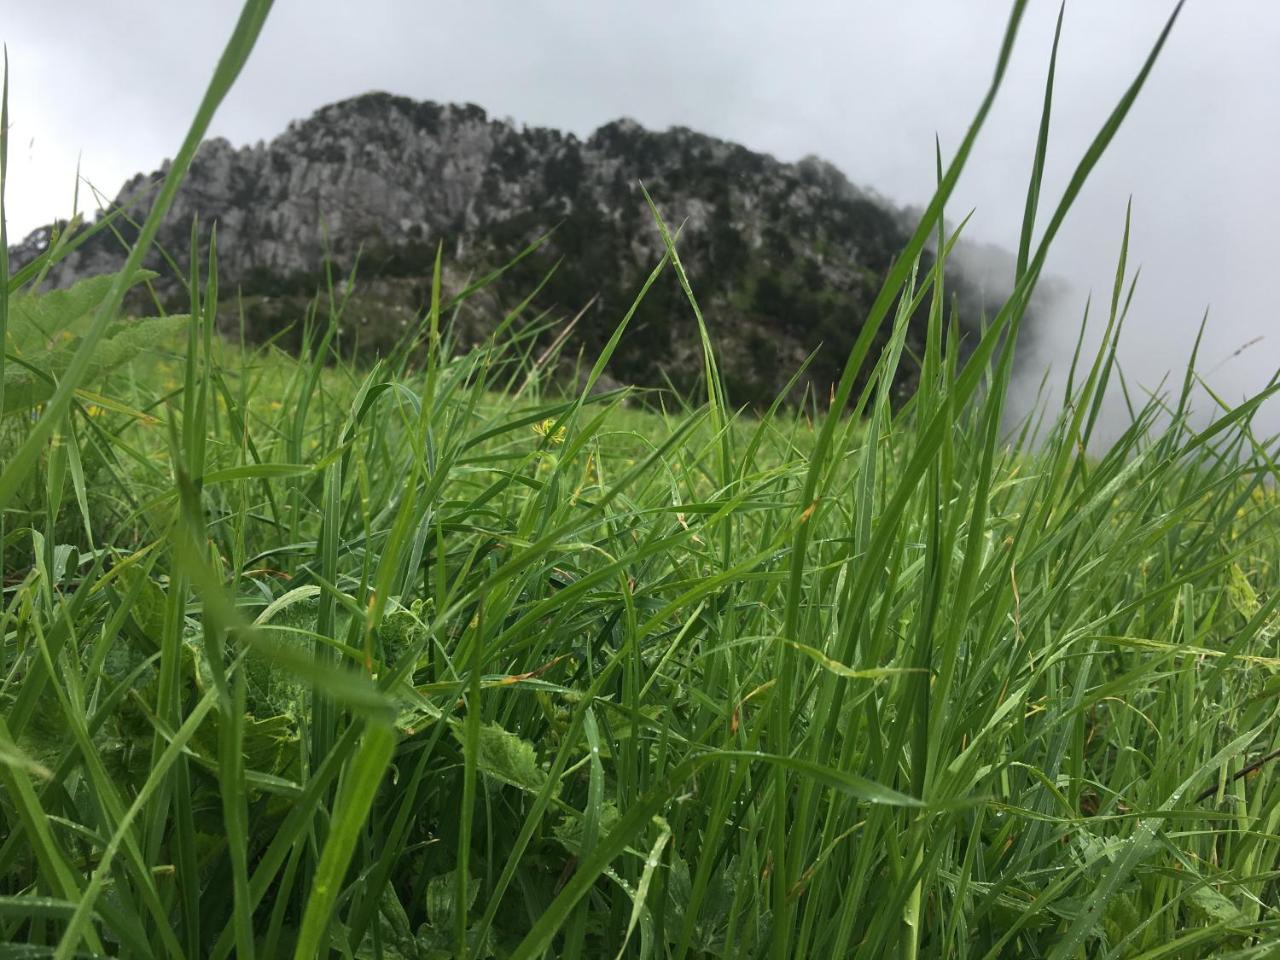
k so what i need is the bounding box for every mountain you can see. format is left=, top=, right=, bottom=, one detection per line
left=9, top=91, right=1016, bottom=405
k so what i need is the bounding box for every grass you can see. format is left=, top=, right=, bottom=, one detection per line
left=5, top=0, right=1280, bottom=957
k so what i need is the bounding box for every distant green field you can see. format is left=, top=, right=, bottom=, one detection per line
left=4, top=2, right=1280, bottom=958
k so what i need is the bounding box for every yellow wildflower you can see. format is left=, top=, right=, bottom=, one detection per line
left=532, top=418, right=566, bottom=444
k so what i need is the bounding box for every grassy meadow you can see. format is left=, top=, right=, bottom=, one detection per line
left=4, top=1, right=1280, bottom=957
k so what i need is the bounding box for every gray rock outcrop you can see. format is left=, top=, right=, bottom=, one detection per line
left=10, top=92, right=1012, bottom=404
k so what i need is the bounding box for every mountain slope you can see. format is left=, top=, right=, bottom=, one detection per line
left=11, top=91, right=1009, bottom=404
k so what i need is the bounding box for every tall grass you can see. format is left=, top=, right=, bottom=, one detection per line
left=5, top=1, right=1280, bottom=957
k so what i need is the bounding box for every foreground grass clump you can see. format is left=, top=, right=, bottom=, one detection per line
left=4, top=245, right=1280, bottom=958
left=4, top=1, right=1280, bottom=957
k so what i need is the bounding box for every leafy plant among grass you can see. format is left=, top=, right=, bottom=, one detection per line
left=5, top=1, right=1280, bottom=957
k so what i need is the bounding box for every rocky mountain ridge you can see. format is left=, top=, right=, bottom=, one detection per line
left=11, top=91, right=1018, bottom=404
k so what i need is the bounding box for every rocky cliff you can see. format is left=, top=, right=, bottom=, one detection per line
left=10, top=92, right=1012, bottom=405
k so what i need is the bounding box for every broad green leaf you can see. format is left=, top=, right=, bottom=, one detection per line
left=425, top=869, right=480, bottom=930
left=454, top=721, right=551, bottom=795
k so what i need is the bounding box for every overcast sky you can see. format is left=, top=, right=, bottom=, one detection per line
left=3, top=1, right=1278, bottom=435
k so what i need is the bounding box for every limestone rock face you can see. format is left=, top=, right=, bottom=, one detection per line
left=10, top=92, right=1007, bottom=404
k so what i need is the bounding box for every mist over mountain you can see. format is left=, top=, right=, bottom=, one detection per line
left=10, top=91, right=1042, bottom=405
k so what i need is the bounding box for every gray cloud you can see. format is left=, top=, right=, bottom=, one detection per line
left=4, top=1, right=1277, bottom=432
